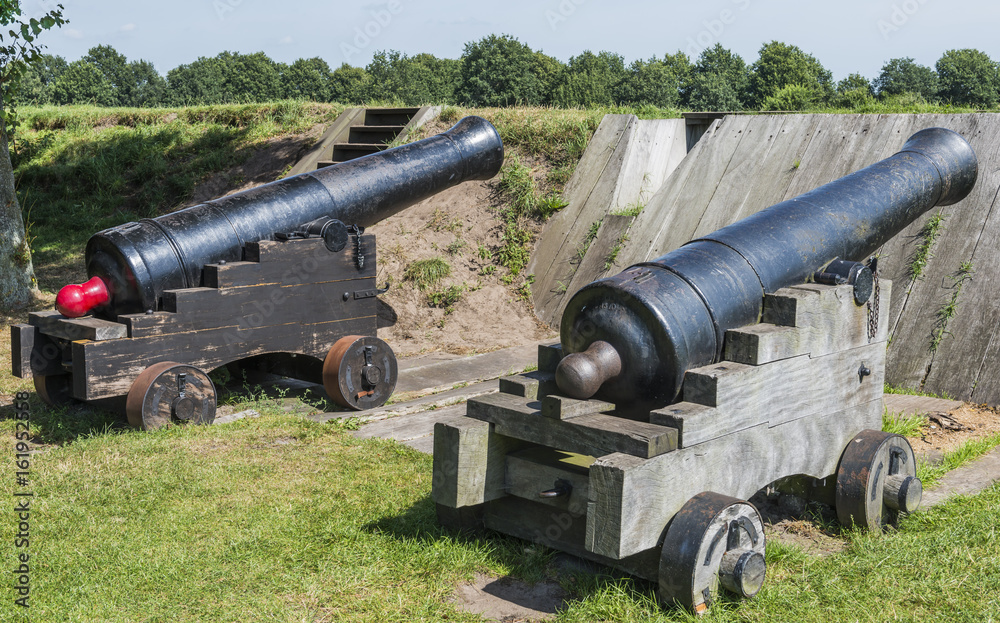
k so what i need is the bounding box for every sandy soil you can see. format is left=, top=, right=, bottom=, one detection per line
left=905, top=403, right=1000, bottom=458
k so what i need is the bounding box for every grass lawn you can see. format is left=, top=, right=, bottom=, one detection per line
left=1, top=401, right=998, bottom=622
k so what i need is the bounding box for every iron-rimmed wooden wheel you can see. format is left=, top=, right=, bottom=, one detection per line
left=659, top=492, right=767, bottom=614
left=34, top=374, right=75, bottom=408
left=125, top=362, right=216, bottom=430
left=836, top=429, right=921, bottom=531
left=322, top=335, right=398, bottom=410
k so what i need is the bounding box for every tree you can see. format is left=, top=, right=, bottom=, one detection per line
left=837, top=73, right=873, bottom=95
left=166, top=55, right=227, bottom=105
left=364, top=50, right=460, bottom=105
left=14, top=52, right=65, bottom=104
left=457, top=34, right=545, bottom=106
left=82, top=44, right=131, bottom=106
left=281, top=57, right=332, bottom=102
left=225, top=52, right=282, bottom=102
left=684, top=45, right=748, bottom=110
left=329, top=63, right=370, bottom=103
left=935, top=49, right=1000, bottom=107
left=617, top=52, right=690, bottom=108
left=129, top=59, right=167, bottom=106
left=50, top=59, right=114, bottom=105
left=872, top=58, right=936, bottom=100
left=531, top=51, right=564, bottom=105
left=0, top=2, right=65, bottom=309
left=550, top=50, right=626, bottom=108
left=748, top=41, right=834, bottom=108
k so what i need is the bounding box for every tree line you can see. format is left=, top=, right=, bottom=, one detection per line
left=15, top=35, right=1000, bottom=110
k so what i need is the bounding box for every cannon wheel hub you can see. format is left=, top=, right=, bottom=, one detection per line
left=125, top=362, right=217, bottom=430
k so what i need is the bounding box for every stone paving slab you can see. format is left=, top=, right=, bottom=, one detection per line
left=922, top=446, right=1000, bottom=507
left=883, top=394, right=964, bottom=416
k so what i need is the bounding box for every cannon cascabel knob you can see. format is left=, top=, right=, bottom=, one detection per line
left=555, top=340, right=622, bottom=399
left=55, top=276, right=110, bottom=318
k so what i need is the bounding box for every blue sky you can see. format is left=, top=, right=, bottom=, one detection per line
left=21, top=0, right=1000, bottom=82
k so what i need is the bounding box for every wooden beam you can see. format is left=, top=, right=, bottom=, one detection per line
left=587, top=400, right=882, bottom=559
left=466, top=392, right=677, bottom=459
left=431, top=418, right=525, bottom=509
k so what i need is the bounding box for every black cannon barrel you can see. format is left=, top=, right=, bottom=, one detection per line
left=69, top=116, right=503, bottom=318
left=556, top=127, right=978, bottom=410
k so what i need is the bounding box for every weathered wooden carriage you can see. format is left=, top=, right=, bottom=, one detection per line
left=433, top=127, right=975, bottom=611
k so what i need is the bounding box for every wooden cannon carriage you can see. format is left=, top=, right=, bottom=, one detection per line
left=433, top=279, right=920, bottom=611
left=433, top=126, right=976, bottom=611
left=11, top=232, right=394, bottom=428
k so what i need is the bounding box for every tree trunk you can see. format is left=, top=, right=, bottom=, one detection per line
left=0, top=103, right=37, bottom=311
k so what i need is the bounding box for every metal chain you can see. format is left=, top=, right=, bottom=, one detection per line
left=351, top=224, right=365, bottom=270
left=867, top=256, right=880, bottom=342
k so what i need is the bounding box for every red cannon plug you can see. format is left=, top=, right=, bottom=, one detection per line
left=56, top=276, right=110, bottom=318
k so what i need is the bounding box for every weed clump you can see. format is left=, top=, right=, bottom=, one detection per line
left=403, top=257, right=451, bottom=290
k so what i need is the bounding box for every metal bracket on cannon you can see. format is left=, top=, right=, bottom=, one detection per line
left=433, top=280, right=917, bottom=612
left=11, top=233, right=397, bottom=430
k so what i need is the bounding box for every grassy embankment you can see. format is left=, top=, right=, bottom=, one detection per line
left=1, top=101, right=998, bottom=622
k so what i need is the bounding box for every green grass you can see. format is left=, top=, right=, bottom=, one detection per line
left=882, top=408, right=927, bottom=437
left=909, top=211, right=945, bottom=282
left=4, top=405, right=999, bottom=622
left=402, top=257, right=451, bottom=290
left=931, top=261, right=974, bottom=353
left=427, top=283, right=465, bottom=313
left=884, top=383, right=955, bottom=400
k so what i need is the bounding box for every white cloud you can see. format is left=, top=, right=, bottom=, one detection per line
left=279, top=35, right=294, bottom=44
left=121, top=23, right=136, bottom=32
left=63, top=28, right=83, bottom=39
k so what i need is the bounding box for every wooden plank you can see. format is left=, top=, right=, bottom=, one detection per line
left=483, top=496, right=661, bottom=580
left=505, top=447, right=592, bottom=514
left=557, top=214, right=633, bottom=310
left=72, top=314, right=374, bottom=400
left=466, top=392, right=678, bottom=459
left=206, top=236, right=377, bottom=288
left=724, top=115, right=828, bottom=223
left=877, top=114, right=968, bottom=347
left=531, top=114, right=636, bottom=323
left=11, top=324, right=64, bottom=377
left=689, top=114, right=789, bottom=238
left=124, top=277, right=375, bottom=337
left=624, top=115, right=755, bottom=266
left=922, top=124, right=1000, bottom=401
left=724, top=281, right=891, bottom=365
left=587, top=400, right=882, bottom=559
left=430, top=418, right=526, bottom=508
left=884, top=114, right=998, bottom=393
left=606, top=119, right=688, bottom=215
left=29, top=310, right=128, bottom=341
left=497, top=371, right=557, bottom=400
left=540, top=395, right=614, bottom=420
left=284, top=107, right=364, bottom=178
left=537, top=342, right=563, bottom=374
left=653, top=340, right=885, bottom=447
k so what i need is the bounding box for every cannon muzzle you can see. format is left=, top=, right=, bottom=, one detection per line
left=57, top=116, right=504, bottom=318
left=557, top=127, right=978, bottom=409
